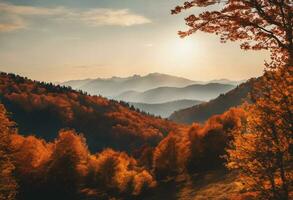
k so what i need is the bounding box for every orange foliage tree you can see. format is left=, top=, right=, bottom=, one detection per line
left=45, top=130, right=89, bottom=199
left=8, top=128, right=156, bottom=199
left=172, top=0, right=293, bottom=65
left=152, top=133, right=180, bottom=179
left=0, top=104, right=17, bottom=200
left=86, top=148, right=156, bottom=197
left=187, top=108, right=245, bottom=172
left=173, top=1, right=292, bottom=198
left=226, top=62, right=293, bottom=200
left=152, top=108, right=245, bottom=179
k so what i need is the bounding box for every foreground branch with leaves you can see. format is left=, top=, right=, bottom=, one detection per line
left=172, top=0, right=293, bottom=65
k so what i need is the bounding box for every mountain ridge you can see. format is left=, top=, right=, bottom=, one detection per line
left=115, top=83, right=235, bottom=103
left=129, top=99, right=203, bottom=118
left=61, top=73, right=197, bottom=97
left=169, top=78, right=256, bottom=124
left=60, top=73, right=244, bottom=97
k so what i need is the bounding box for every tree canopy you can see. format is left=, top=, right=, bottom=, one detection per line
left=172, top=0, right=293, bottom=65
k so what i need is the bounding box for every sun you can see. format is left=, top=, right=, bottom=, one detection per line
left=163, top=37, right=198, bottom=67
left=156, top=36, right=200, bottom=72
left=172, top=38, right=195, bottom=58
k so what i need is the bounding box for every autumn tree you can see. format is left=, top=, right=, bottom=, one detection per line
left=0, top=104, right=17, bottom=200
left=85, top=148, right=156, bottom=198
left=137, top=145, right=154, bottom=170
left=152, top=133, right=180, bottom=179
left=10, top=135, right=52, bottom=176
left=173, top=1, right=292, bottom=198
left=87, top=149, right=123, bottom=192
left=172, top=0, right=293, bottom=66
left=184, top=108, right=245, bottom=172
left=7, top=129, right=156, bottom=200
left=45, top=130, right=89, bottom=200
left=226, top=62, right=292, bottom=200
left=9, top=134, right=53, bottom=199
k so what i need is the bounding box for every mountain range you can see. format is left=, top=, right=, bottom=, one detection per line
left=169, top=78, right=256, bottom=124
left=60, top=73, right=244, bottom=98
left=129, top=99, right=202, bottom=118
left=61, top=73, right=197, bottom=97
left=115, top=83, right=235, bottom=103
left=59, top=73, right=245, bottom=117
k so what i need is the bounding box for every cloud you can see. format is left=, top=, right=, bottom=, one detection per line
left=79, top=9, right=151, bottom=27
left=0, top=2, right=65, bottom=15
left=0, top=2, right=151, bottom=32
left=0, top=15, right=26, bottom=32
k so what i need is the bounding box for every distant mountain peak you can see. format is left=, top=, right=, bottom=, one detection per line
left=131, top=74, right=141, bottom=78
left=147, top=72, right=164, bottom=76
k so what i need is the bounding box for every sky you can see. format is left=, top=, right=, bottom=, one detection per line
left=0, top=0, right=270, bottom=82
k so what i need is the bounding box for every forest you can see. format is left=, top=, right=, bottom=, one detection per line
left=0, top=72, right=180, bottom=153
left=0, top=0, right=292, bottom=200
left=0, top=88, right=246, bottom=199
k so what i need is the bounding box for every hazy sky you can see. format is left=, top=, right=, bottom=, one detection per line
left=0, top=0, right=270, bottom=82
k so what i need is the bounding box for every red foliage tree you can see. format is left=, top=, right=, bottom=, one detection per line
left=172, top=0, right=293, bottom=65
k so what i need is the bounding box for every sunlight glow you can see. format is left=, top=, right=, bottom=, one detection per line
left=172, top=38, right=195, bottom=58
left=161, top=37, right=200, bottom=69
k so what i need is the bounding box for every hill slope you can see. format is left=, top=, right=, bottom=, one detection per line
left=129, top=99, right=203, bottom=118
left=115, top=83, right=235, bottom=103
left=0, top=72, right=181, bottom=153
left=142, top=170, right=248, bottom=200
left=61, top=73, right=198, bottom=97
left=169, top=79, right=255, bottom=124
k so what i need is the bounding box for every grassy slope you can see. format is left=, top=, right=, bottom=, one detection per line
left=142, top=170, right=255, bottom=200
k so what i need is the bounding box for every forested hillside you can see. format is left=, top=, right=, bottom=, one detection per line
left=0, top=72, right=180, bottom=153
left=169, top=79, right=256, bottom=124
left=1, top=0, right=291, bottom=199
left=0, top=99, right=246, bottom=200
